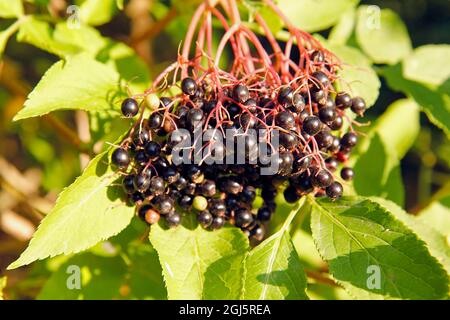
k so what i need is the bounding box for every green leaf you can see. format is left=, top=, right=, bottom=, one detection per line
left=0, top=277, right=6, bottom=300
left=8, top=149, right=135, bottom=269
left=356, top=5, right=411, bottom=64
left=17, top=17, right=81, bottom=58
left=310, top=196, right=449, bottom=299
left=0, top=0, right=23, bottom=18
left=79, top=0, right=118, bottom=26
left=327, top=44, right=380, bottom=108
left=278, top=0, right=359, bottom=32
left=353, top=99, right=420, bottom=205
left=418, top=195, right=450, bottom=236
left=241, top=200, right=308, bottom=299
left=373, top=197, right=450, bottom=275
left=38, top=253, right=127, bottom=299
left=403, top=45, right=450, bottom=87
left=150, top=214, right=249, bottom=299
left=14, top=54, right=124, bottom=121
left=383, top=63, right=450, bottom=138
left=328, top=8, right=356, bottom=45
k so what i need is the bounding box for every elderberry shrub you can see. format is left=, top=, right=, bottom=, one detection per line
left=111, top=48, right=365, bottom=242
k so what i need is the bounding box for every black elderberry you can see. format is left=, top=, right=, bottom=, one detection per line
left=326, top=182, right=343, bottom=199
left=329, top=136, right=341, bottom=153
left=162, top=166, right=179, bottom=184
left=144, top=141, right=161, bottom=158
left=335, top=92, right=352, bottom=109
left=221, top=178, right=242, bottom=194
left=277, top=151, right=294, bottom=175
left=278, top=86, right=294, bottom=105
left=198, top=210, right=213, bottom=228
left=203, top=100, right=217, bottom=114
left=312, top=71, right=330, bottom=88
left=325, top=157, right=339, bottom=172
left=134, top=172, right=151, bottom=192
left=311, top=50, right=325, bottom=63
left=244, top=98, right=257, bottom=112
left=233, top=84, right=250, bottom=103
left=184, top=182, right=197, bottom=195
left=293, top=153, right=311, bottom=173
left=121, top=98, right=139, bottom=118
left=187, top=108, right=204, bottom=128
left=240, top=113, right=257, bottom=129
left=210, top=216, right=225, bottom=229
left=312, top=169, right=333, bottom=188
left=148, top=112, right=163, bottom=129
left=298, top=109, right=310, bottom=122
left=181, top=77, right=197, bottom=95
left=340, top=132, right=358, bottom=149
left=149, top=176, right=165, bottom=195
left=303, top=116, right=322, bottom=135
left=112, top=147, right=130, bottom=169
left=179, top=194, right=193, bottom=209
left=341, top=167, right=354, bottom=181
left=173, top=176, right=188, bottom=190
left=129, top=192, right=145, bottom=204
left=122, top=175, right=135, bottom=194
left=276, top=111, right=296, bottom=129
left=292, top=93, right=305, bottom=111
left=185, top=164, right=202, bottom=182
left=200, top=179, right=216, bottom=197
left=234, top=209, right=254, bottom=228
left=240, top=185, right=256, bottom=202
left=279, top=131, right=298, bottom=149
left=209, top=199, right=226, bottom=216
left=329, top=116, right=343, bottom=130
left=135, top=150, right=149, bottom=164
left=312, top=89, right=325, bottom=103
left=318, top=107, right=337, bottom=123
left=284, top=185, right=300, bottom=203
left=257, top=207, right=272, bottom=221
left=296, top=173, right=314, bottom=194
left=322, top=96, right=335, bottom=108
left=250, top=224, right=265, bottom=241
left=157, top=196, right=174, bottom=215
left=166, top=211, right=181, bottom=228
left=315, top=131, right=334, bottom=149
left=133, top=129, right=150, bottom=145
left=351, top=97, right=366, bottom=115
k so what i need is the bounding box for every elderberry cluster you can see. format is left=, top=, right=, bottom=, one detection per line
left=111, top=49, right=363, bottom=242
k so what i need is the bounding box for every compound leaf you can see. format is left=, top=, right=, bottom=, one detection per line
left=356, top=6, right=411, bottom=64
left=8, top=150, right=135, bottom=269
left=310, top=196, right=449, bottom=299
left=242, top=200, right=308, bottom=300
left=13, top=54, right=123, bottom=121
left=150, top=214, right=249, bottom=299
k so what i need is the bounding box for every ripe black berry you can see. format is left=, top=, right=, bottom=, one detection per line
left=240, top=185, right=256, bottom=202
left=257, top=207, right=272, bottom=221
left=149, top=176, right=165, bottom=195
left=303, top=116, right=322, bottom=135
left=144, top=141, right=161, bottom=158
left=326, top=181, right=343, bottom=199
left=276, top=111, right=296, bottom=129
left=318, top=107, right=337, bottom=123
left=340, top=132, right=358, bottom=149
left=315, top=131, right=334, bottom=149
left=148, top=112, right=163, bottom=129
left=123, top=175, right=135, bottom=194
left=311, top=50, right=324, bottom=63
left=135, top=150, right=149, bottom=164
left=278, top=86, right=294, bottom=105
left=134, top=172, right=151, bottom=192
left=112, top=147, right=130, bottom=169
left=341, top=167, right=354, bottom=181
left=198, top=210, right=213, bottom=228
left=312, top=71, right=330, bottom=88
left=284, top=185, right=300, bottom=203
left=325, top=157, right=339, bottom=171
left=279, top=131, right=298, bottom=149
left=312, top=170, right=333, bottom=188
left=335, top=92, right=352, bottom=109
left=162, top=166, right=179, bottom=184
left=157, top=196, right=174, bottom=214
left=181, top=77, right=198, bottom=95
left=179, top=194, right=193, bottom=209
left=293, top=153, right=311, bottom=173
left=209, top=199, right=226, bottom=216
left=329, top=116, right=343, bottom=130
left=121, top=98, right=139, bottom=118
left=233, top=84, right=250, bottom=103
left=234, top=209, right=254, bottom=228
left=166, top=211, right=181, bottom=228
left=187, top=108, right=204, bottom=128
left=210, top=216, right=225, bottom=229
left=200, top=179, right=216, bottom=197
left=351, top=97, right=366, bottom=115
left=250, top=224, right=265, bottom=241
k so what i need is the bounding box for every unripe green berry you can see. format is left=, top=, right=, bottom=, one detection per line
left=193, top=196, right=208, bottom=211
left=145, top=93, right=160, bottom=110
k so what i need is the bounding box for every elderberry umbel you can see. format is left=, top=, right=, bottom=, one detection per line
left=109, top=0, right=367, bottom=242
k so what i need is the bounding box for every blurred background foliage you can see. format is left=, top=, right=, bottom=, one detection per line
left=0, top=0, right=449, bottom=299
